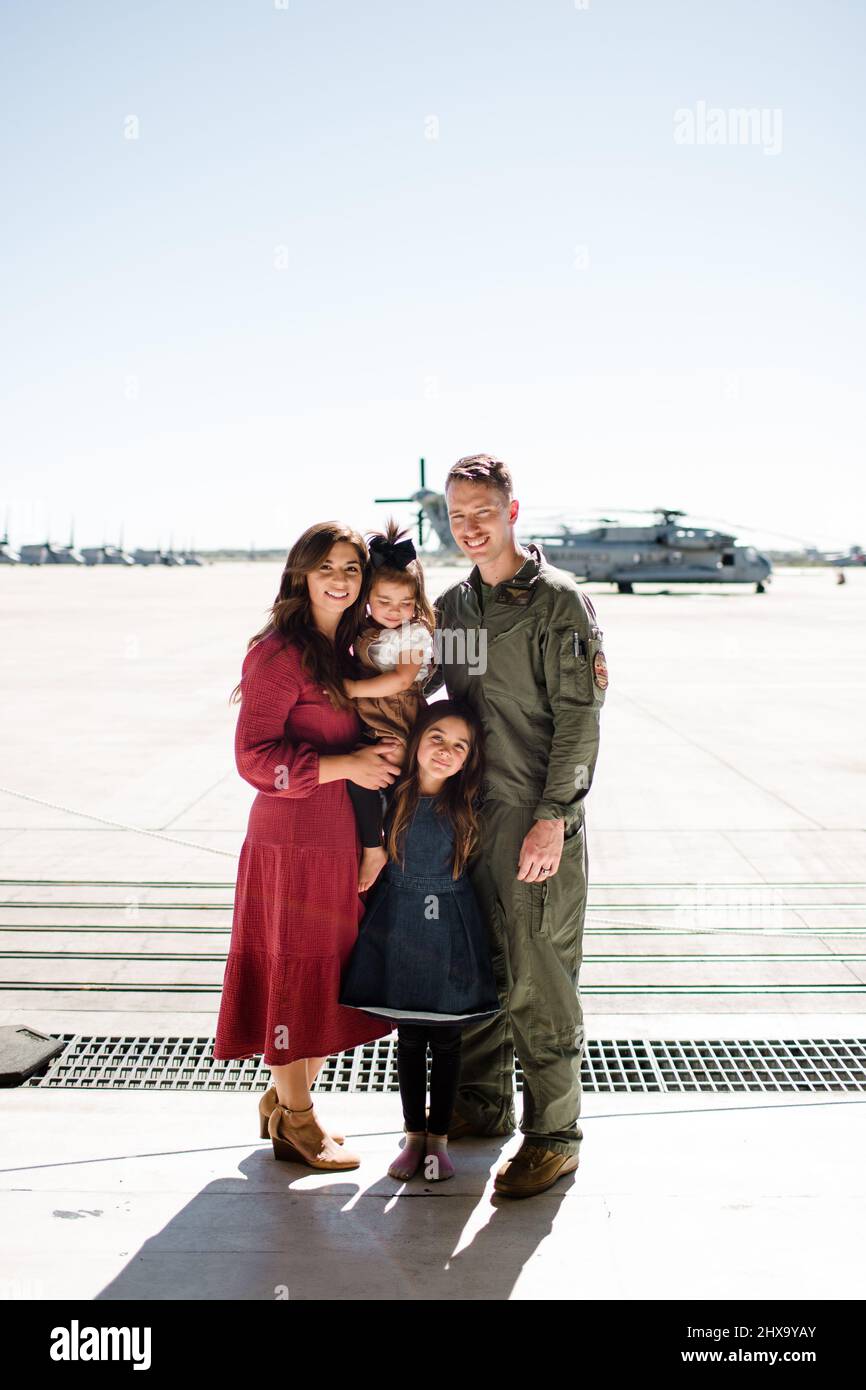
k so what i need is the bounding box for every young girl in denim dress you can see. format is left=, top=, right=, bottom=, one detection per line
left=340, top=699, right=501, bottom=1182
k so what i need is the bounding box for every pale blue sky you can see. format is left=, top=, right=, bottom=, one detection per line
left=2, top=0, right=865, bottom=550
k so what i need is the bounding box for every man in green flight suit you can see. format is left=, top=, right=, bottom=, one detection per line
left=422, top=454, right=607, bottom=1199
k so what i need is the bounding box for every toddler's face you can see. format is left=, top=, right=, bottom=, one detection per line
left=369, top=579, right=416, bottom=628
left=416, top=718, right=472, bottom=781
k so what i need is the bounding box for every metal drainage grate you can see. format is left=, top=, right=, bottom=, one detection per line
left=20, top=1034, right=866, bottom=1093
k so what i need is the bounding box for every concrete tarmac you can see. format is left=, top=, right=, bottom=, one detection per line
left=1, top=560, right=864, bottom=1300
left=1, top=1088, right=864, bottom=1301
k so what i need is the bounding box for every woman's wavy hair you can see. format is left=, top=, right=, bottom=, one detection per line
left=385, top=699, right=485, bottom=879
left=229, top=521, right=372, bottom=709
left=365, top=517, right=436, bottom=633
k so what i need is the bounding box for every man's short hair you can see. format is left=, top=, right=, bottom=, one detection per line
left=445, top=454, right=513, bottom=503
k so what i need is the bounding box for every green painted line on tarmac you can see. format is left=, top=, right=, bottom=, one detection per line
left=589, top=883, right=866, bottom=890
left=3, top=924, right=866, bottom=938
left=579, top=953, right=866, bottom=962
left=2, top=950, right=866, bottom=968
left=586, top=925, right=866, bottom=935
left=2, top=901, right=232, bottom=910
left=3, top=879, right=865, bottom=890
left=0, top=880, right=236, bottom=888
left=3, top=900, right=865, bottom=912
left=1, top=982, right=865, bottom=994
left=0, top=924, right=231, bottom=933
left=0, top=951, right=227, bottom=961
left=589, top=904, right=866, bottom=911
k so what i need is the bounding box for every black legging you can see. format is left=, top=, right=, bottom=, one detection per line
left=347, top=729, right=388, bottom=849
left=397, top=1023, right=463, bottom=1134
left=346, top=779, right=384, bottom=849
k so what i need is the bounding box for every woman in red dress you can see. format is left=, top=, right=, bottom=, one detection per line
left=213, top=522, right=403, bottom=1172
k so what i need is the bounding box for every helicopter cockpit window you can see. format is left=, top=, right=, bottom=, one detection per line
left=745, top=546, right=757, bottom=562
left=721, top=551, right=735, bottom=566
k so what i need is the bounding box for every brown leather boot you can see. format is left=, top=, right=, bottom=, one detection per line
left=258, top=1085, right=344, bottom=1144
left=493, top=1142, right=579, bottom=1199
left=268, top=1102, right=360, bottom=1171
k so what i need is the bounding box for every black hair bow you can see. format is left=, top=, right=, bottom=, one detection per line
left=368, top=535, right=417, bottom=570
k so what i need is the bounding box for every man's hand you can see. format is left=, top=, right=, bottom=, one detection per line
left=516, top=818, right=565, bottom=882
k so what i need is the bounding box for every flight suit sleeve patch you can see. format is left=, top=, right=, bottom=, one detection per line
left=592, top=648, right=608, bottom=690
left=568, top=616, right=607, bottom=702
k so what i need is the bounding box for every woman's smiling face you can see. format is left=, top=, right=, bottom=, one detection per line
left=306, top=541, right=364, bottom=619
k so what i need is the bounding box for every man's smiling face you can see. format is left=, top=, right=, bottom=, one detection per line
left=446, top=478, right=519, bottom=567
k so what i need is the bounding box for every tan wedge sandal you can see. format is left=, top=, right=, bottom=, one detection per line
left=268, top=1102, right=360, bottom=1171
left=258, top=1085, right=344, bottom=1144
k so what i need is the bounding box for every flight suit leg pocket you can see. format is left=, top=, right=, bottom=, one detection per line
left=469, top=855, right=513, bottom=993
left=519, top=877, right=550, bottom=938
left=546, top=820, right=587, bottom=972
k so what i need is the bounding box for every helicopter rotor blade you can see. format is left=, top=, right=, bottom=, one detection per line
left=682, top=514, right=824, bottom=546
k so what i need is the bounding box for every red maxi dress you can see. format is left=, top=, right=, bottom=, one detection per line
left=213, top=632, right=392, bottom=1066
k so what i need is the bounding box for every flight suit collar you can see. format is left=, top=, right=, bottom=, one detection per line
left=465, top=541, right=545, bottom=609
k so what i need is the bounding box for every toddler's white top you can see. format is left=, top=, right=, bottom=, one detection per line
left=364, top=621, right=434, bottom=683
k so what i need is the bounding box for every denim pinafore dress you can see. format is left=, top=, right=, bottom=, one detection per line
left=339, top=794, right=501, bottom=1026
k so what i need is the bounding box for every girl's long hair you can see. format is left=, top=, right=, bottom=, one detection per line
left=229, top=521, right=371, bottom=710
left=366, top=517, right=436, bottom=632
left=385, top=699, right=485, bottom=879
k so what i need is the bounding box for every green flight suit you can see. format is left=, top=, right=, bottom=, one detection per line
left=423, top=542, right=607, bottom=1155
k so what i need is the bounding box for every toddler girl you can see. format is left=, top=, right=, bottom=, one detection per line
left=343, top=520, right=436, bottom=891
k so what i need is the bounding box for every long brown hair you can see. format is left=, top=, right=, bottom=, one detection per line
left=229, top=521, right=371, bottom=709
left=365, top=516, right=436, bottom=632
left=385, top=699, right=485, bottom=879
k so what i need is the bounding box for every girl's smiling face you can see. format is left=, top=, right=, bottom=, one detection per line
left=369, top=578, right=417, bottom=628
left=306, top=541, right=364, bottom=621
left=416, top=717, right=472, bottom=784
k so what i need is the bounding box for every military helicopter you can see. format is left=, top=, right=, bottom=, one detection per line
left=19, top=522, right=85, bottom=566
left=179, top=537, right=204, bottom=566
left=826, top=545, right=865, bottom=568
left=0, top=513, right=20, bottom=565
left=376, top=461, right=773, bottom=592
left=132, top=548, right=185, bottom=566
left=132, top=534, right=188, bottom=566
left=81, top=526, right=135, bottom=566
left=81, top=545, right=135, bottom=565
left=526, top=508, right=773, bottom=593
